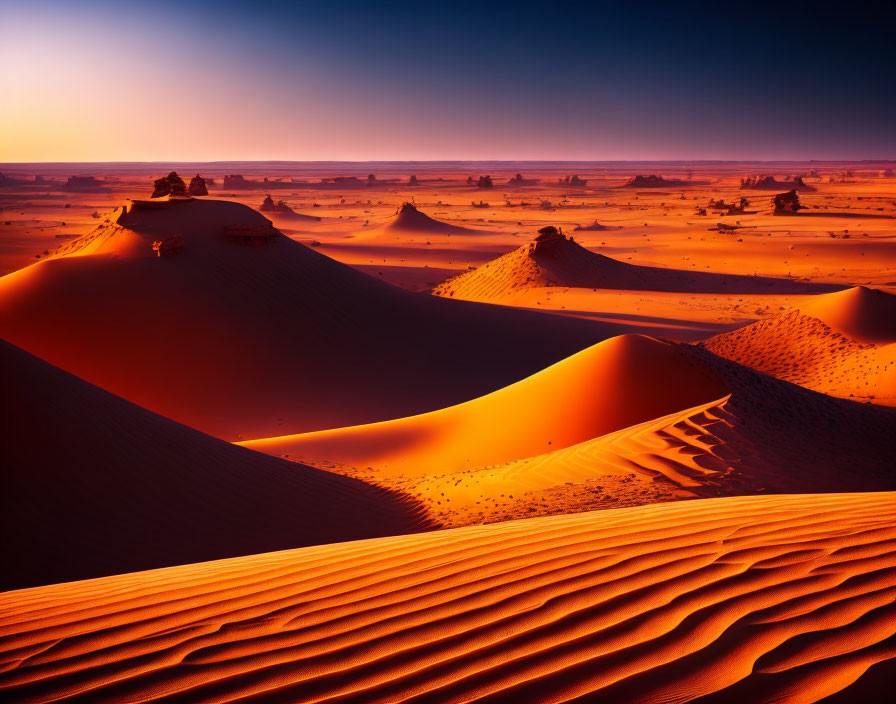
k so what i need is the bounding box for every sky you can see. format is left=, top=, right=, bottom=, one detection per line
left=1, top=0, right=894, bottom=162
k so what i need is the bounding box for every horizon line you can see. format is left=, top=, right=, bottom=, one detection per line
left=4, top=158, right=896, bottom=167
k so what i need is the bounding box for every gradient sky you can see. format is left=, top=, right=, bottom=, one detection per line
left=1, top=0, right=894, bottom=162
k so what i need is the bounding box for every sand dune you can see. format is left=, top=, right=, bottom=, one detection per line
left=242, top=335, right=729, bottom=476
left=704, top=287, right=896, bottom=406
left=2, top=493, right=894, bottom=704
left=357, top=202, right=488, bottom=242
left=0, top=339, right=428, bottom=591
left=245, top=337, right=896, bottom=527
left=433, top=227, right=844, bottom=301
left=258, top=195, right=321, bottom=222
left=0, top=198, right=616, bottom=440
left=449, top=351, right=896, bottom=525
left=798, top=286, right=896, bottom=344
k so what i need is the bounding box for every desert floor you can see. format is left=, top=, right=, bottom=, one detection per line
left=1, top=161, right=894, bottom=703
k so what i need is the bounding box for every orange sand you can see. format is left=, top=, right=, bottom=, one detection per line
left=244, top=337, right=896, bottom=527
left=0, top=198, right=618, bottom=440
left=242, top=335, right=729, bottom=476
left=1, top=493, right=894, bottom=704
left=705, top=287, right=896, bottom=406
left=2, top=162, right=895, bottom=703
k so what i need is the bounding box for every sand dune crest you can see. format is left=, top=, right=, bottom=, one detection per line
left=704, top=287, right=896, bottom=406
left=433, top=227, right=844, bottom=300
left=0, top=199, right=614, bottom=439
left=242, top=334, right=729, bottom=476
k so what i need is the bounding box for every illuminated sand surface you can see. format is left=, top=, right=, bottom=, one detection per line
left=798, top=286, right=896, bottom=345
left=432, top=226, right=843, bottom=300
left=0, top=339, right=428, bottom=591
left=242, top=335, right=729, bottom=476
left=2, top=162, right=895, bottom=703
left=356, top=202, right=489, bottom=243
left=1, top=493, right=895, bottom=704
left=244, top=338, right=896, bottom=527
left=0, top=198, right=619, bottom=440
left=704, top=287, right=896, bottom=406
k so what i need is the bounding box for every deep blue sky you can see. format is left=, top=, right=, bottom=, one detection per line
left=1, top=0, right=894, bottom=160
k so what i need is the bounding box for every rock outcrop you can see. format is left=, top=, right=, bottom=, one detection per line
left=188, top=174, right=208, bottom=196
left=151, top=172, right=187, bottom=198
left=64, top=176, right=107, bottom=192
left=258, top=194, right=321, bottom=221
left=773, top=190, right=803, bottom=214
left=222, top=174, right=253, bottom=190
left=507, top=173, right=538, bottom=186
left=574, top=221, right=619, bottom=231
left=0, top=173, right=25, bottom=187
left=741, top=175, right=812, bottom=190
left=560, top=175, right=588, bottom=187
left=622, top=175, right=686, bottom=188
left=708, top=196, right=750, bottom=215
left=468, top=175, right=493, bottom=188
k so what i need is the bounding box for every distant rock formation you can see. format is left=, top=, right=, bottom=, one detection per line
left=469, top=175, right=493, bottom=188
left=881, top=169, right=894, bottom=178
left=0, top=173, right=26, bottom=187
left=409, top=175, right=418, bottom=186
left=507, top=173, right=538, bottom=186
left=151, top=172, right=187, bottom=198
left=560, top=175, right=588, bottom=187
left=741, top=175, right=812, bottom=191
left=64, top=176, right=108, bottom=192
left=708, top=196, right=750, bottom=215
left=574, top=221, right=619, bottom=231
left=773, top=190, right=803, bottom=214
left=622, top=175, right=686, bottom=188
left=188, top=175, right=208, bottom=196
left=314, top=176, right=365, bottom=189
left=258, top=194, right=321, bottom=221
left=222, top=174, right=253, bottom=190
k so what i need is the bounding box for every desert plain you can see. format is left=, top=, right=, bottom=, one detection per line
left=1, top=160, right=895, bottom=703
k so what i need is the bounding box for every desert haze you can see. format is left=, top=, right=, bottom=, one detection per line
left=2, top=1, right=896, bottom=702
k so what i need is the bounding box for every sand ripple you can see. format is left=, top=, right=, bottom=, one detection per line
left=2, top=493, right=894, bottom=704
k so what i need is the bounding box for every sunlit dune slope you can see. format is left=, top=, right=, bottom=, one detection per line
left=0, top=199, right=614, bottom=440
left=0, top=339, right=428, bottom=591
left=242, top=335, right=729, bottom=475
left=433, top=227, right=845, bottom=299
left=798, top=286, right=896, bottom=345
left=703, top=287, right=896, bottom=406
left=357, top=202, right=488, bottom=241
left=246, top=338, right=896, bottom=528
left=459, top=347, right=896, bottom=525
left=2, top=493, right=894, bottom=704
